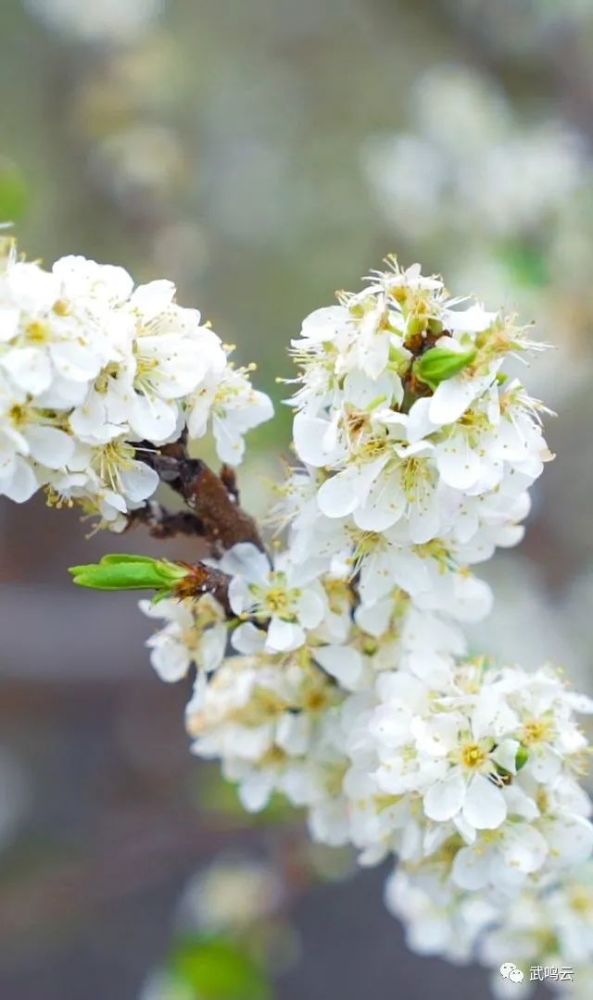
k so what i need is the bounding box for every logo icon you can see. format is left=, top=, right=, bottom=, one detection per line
left=500, top=963, right=525, bottom=984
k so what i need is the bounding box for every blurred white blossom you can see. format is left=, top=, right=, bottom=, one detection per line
left=363, top=66, right=586, bottom=242
left=25, top=0, right=164, bottom=44
left=178, top=857, right=284, bottom=932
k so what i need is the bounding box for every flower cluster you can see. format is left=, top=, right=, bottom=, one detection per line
left=283, top=258, right=550, bottom=614
left=139, top=260, right=589, bottom=995
left=480, top=862, right=593, bottom=1000
left=185, top=649, right=345, bottom=820
left=341, top=660, right=593, bottom=871
left=0, top=240, right=272, bottom=528
left=387, top=858, right=593, bottom=999
left=3, top=246, right=590, bottom=997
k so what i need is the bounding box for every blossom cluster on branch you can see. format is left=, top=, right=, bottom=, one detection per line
left=0, top=238, right=271, bottom=528
left=3, top=243, right=592, bottom=996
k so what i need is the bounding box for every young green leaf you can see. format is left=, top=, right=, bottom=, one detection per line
left=169, top=936, right=272, bottom=1000
left=413, top=344, right=476, bottom=390
left=69, top=554, right=189, bottom=592
left=515, top=745, right=529, bottom=771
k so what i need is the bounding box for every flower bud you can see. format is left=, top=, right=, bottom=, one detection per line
left=413, top=342, right=476, bottom=390
left=69, top=554, right=189, bottom=593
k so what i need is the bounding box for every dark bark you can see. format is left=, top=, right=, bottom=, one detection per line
left=134, top=439, right=264, bottom=553
left=172, top=562, right=232, bottom=613
left=126, top=501, right=206, bottom=540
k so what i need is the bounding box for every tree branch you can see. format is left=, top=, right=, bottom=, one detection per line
left=126, top=501, right=207, bottom=541
left=173, top=561, right=232, bottom=613
left=137, top=440, right=264, bottom=552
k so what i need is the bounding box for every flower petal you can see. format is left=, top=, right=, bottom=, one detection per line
left=451, top=846, right=489, bottom=890
left=25, top=426, right=74, bottom=470
left=119, top=461, right=159, bottom=503
left=423, top=769, right=465, bottom=822
left=313, top=645, right=363, bottom=690
left=1, top=347, right=52, bottom=394
left=462, top=774, right=506, bottom=830
left=266, top=617, right=305, bottom=652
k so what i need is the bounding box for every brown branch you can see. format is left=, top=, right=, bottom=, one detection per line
left=126, top=501, right=207, bottom=541
left=173, top=562, right=232, bottom=613
left=138, top=440, right=264, bottom=552
left=179, top=460, right=263, bottom=550
left=219, top=463, right=240, bottom=501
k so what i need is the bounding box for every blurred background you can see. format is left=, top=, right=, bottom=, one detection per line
left=1, top=0, right=593, bottom=996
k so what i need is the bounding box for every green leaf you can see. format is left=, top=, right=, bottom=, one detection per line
left=501, top=244, right=548, bottom=289
left=170, top=936, right=272, bottom=1000
left=99, top=554, right=163, bottom=565
left=515, top=745, right=529, bottom=771
left=414, top=344, right=476, bottom=390
left=69, top=554, right=188, bottom=592
left=0, top=161, right=28, bottom=222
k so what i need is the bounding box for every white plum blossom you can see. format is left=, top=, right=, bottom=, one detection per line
left=187, top=364, right=273, bottom=467
left=25, top=0, right=164, bottom=44
left=479, top=862, right=593, bottom=998
left=185, top=652, right=343, bottom=814
left=70, top=279, right=227, bottom=446
left=219, top=542, right=327, bottom=653
left=337, top=660, right=593, bottom=870
left=95, top=256, right=593, bottom=992
left=384, top=867, right=494, bottom=963
left=388, top=858, right=593, bottom=998
left=135, top=262, right=591, bottom=967
left=0, top=240, right=272, bottom=527
left=140, top=594, right=227, bottom=682
left=281, top=258, right=551, bottom=634
left=4, top=245, right=591, bottom=995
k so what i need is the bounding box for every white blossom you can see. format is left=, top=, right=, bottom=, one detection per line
left=117, top=257, right=593, bottom=990
left=185, top=652, right=344, bottom=814
left=0, top=241, right=272, bottom=527
left=220, top=542, right=327, bottom=653
left=187, top=365, right=274, bottom=467
left=5, top=242, right=590, bottom=993
left=282, top=259, right=551, bottom=632
left=25, top=0, right=164, bottom=44
left=140, top=594, right=227, bottom=682
left=338, top=660, right=593, bottom=869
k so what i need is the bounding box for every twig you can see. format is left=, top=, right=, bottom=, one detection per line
left=174, top=562, right=232, bottom=613
left=219, top=463, right=240, bottom=502
left=126, top=501, right=207, bottom=540
left=138, top=440, right=264, bottom=552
